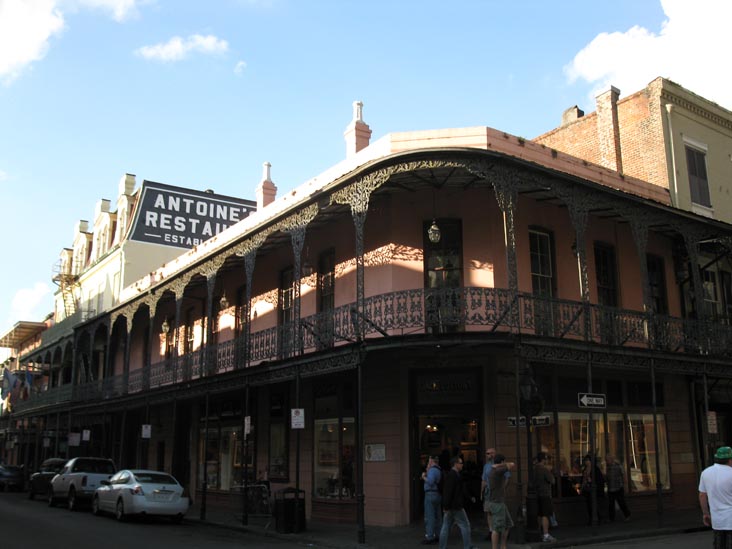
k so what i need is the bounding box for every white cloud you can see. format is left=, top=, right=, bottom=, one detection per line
left=234, top=60, right=247, bottom=75
left=136, top=34, right=229, bottom=62
left=71, top=0, right=143, bottom=22
left=9, top=283, right=52, bottom=322
left=0, top=170, right=8, bottom=182
left=565, top=0, right=732, bottom=110
left=0, top=0, right=146, bottom=84
left=0, top=0, right=65, bottom=84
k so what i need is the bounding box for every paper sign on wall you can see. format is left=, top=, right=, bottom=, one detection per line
left=291, top=408, right=305, bottom=429
left=141, top=424, right=152, bottom=439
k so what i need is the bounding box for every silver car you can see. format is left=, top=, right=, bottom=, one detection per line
left=92, top=469, right=189, bottom=522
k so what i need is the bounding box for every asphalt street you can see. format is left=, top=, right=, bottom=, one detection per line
left=0, top=491, right=304, bottom=549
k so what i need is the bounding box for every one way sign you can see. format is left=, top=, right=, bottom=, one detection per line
left=578, top=393, right=606, bottom=409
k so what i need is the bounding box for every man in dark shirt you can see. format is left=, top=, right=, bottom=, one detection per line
left=534, top=452, right=557, bottom=543
left=438, top=456, right=477, bottom=549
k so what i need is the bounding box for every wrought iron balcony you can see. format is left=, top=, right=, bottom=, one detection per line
left=12, top=286, right=732, bottom=412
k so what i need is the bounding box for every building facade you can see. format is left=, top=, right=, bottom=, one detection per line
left=2, top=96, right=731, bottom=540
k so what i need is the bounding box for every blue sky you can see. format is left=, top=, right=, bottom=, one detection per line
left=1, top=0, right=730, bottom=342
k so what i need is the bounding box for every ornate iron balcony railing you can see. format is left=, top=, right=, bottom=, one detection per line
left=14, top=286, right=732, bottom=411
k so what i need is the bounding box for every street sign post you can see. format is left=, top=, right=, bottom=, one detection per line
left=578, top=392, right=606, bottom=408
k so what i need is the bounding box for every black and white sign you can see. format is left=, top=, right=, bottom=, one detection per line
left=578, top=393, right=606, bottom=408
left=141, top=424, right=152, bottom=439
left=244, top=415, right=251, bottom=436
left=129, top=181, right=257, bottom=249
left=508, top=415, right=553, bottom=427
left=82, top=429, right=91, bottom=441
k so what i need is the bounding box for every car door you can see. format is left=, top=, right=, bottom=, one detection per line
left=53, top=463, right=72, bottom=497
left=110, top=471, right=130, bottom=509
left=97, top=471, right=116, bottom=511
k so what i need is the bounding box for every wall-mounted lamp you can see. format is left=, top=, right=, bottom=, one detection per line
left=161, top=318, right=170, bottom=335
left=302, top=246, right=314, bottom=276
left=219, top=294, right=229, bottom=310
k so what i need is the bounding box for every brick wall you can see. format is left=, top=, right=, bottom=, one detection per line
left=535, top=81, right=671, bottom=193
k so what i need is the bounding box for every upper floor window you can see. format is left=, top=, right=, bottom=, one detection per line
left=685, top=145, right=711, bottom=208
left=279, top=267, right=294, bottom=325
left=423, top=219, right=463, bottom=333
left=646, top=254, right=668, bottom=315
left=529, top=229, right=554, bottom=297
left=594, top=243, right=618, bottom=307
left=423, top=219, right=462, bottom=290
left=317, top=249, right=335, bottom=313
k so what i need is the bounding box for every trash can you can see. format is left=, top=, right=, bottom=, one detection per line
left=274, top=487, right=306, bottom=533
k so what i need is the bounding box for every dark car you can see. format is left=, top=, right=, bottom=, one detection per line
left=28, top=458, right=66, bottom=500
left=0, top=465, right=25, bottom=492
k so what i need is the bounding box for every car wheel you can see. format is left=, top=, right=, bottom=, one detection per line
left=171, top=513, right=184, bottom=524
left=115, top=499, right=126, bottom=522
left=47, top=488, right=56, bottom=507
left=92, top=495, right=101, bottom=516
left=68, top=488, right=77, bottom=511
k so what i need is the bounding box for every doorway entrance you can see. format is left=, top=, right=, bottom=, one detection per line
left=411, top=369, right=483, bottom=521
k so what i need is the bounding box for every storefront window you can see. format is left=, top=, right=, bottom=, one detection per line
left=313, top=383, right=356, bottom=500
left=198, top=424, right=256, bottom=491
left=627, top=414, right=669, bottom=492
left=606, top=413, right=625, bottom=485
left=555, top=412, right=604, bottom=497
left=269, top=390, right=288, bottom=480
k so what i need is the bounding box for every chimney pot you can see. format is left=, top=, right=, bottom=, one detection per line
left=256, top=162, right=277, bottom=209
left=344, top=100, right=372, bottom=158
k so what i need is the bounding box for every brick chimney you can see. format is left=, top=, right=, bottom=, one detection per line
left=595, top=86, right=623, bottom=173
left=256, top=161, right=277, bottom=209
left=561, top=105, right=584, bottom=126
left=344, top=100, right=371, bottom=158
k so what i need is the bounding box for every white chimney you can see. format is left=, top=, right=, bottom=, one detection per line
left=256, top=162, right=277, bottom=209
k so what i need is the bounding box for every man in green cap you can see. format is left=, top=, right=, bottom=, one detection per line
left=699, top=446, right=732, bottom=547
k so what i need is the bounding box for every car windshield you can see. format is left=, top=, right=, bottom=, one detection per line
left=41, top=460, right=65, bottom=472
left=73, top=459, right=115, bottom=474
left=133, top=473, right=177, bottom=484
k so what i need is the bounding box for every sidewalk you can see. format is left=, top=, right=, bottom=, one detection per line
left=187, top=501, right=707, bottom=549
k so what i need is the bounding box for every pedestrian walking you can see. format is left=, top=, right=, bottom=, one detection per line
left=487, top=454, right=515, bottom=549
left=699, top=446, right=732, bottom=548
left=534, top=452, right=557, bottom=543
left=438, top=456, right=478, bottom=549
left=605, top=454, right=630, bottom=522
left=422, top=455, right=443, bottom=545
left=581, top=454, right=606, bottom=525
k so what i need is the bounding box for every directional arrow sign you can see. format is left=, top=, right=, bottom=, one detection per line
left=578, top=392, right=606, bottom=408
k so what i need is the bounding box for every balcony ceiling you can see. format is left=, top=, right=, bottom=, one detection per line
left=0, top=321, right=47, bottom=351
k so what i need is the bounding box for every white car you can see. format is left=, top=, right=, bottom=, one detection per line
left=92, top=469, right=189, bottom=522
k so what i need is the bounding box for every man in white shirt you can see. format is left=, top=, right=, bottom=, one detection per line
left=699, top=446, right=732, bottom=548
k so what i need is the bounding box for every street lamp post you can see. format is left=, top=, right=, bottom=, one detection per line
left=520, top=366, right=541, bottom=543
